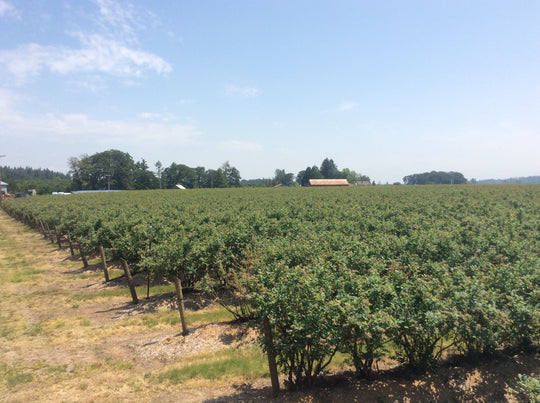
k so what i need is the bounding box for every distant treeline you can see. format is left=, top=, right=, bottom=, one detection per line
left=68, top=150, right=242, bottom=191
left=476, top=176, right=540, bottom=184
left=403, top=171, right=467, bottom=185
left=68, top=150, right=372, bottom=191
left=1, top=166, right=72, bottom=195
left=7, top=151, right=535, bottom=194
left=1, top=166, right=70, bottom=181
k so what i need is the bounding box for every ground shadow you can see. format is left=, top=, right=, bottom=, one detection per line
left=64, top=262, right=103, bottom=275
left=202, top=351, right=539, bottom=402
left=95, top=291, right=177, bottom=319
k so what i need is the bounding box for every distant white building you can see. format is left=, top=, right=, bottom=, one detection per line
left=1, top=181, right=7, bottom=195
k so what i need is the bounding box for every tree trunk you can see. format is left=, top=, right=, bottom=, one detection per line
left=121, top=259, right=138, bottom=304
left=45, top=223, right=55, bottom=244
left=38, top=220, right=47, bottom=237
left=173, top=275, right=189, bottom=336
left=78, top=243, right=88, bottom=268
left=54, top=226, right=62, bottom=248
left=99, top=245, right=110, bottom=282
left=67, top=232, right=75, bottom=256
left=262, top=317, right=280, bottom=397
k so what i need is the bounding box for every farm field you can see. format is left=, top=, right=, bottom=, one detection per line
left=0, top=209, right=271, bottom=402
left=1, top=185, right=539, bottom=401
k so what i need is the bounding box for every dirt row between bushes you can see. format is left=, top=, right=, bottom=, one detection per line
left=0, top=209, right=537, bottom=402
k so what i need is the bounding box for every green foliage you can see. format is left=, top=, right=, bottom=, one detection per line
left=134, top=159, right=159, bottom=189
left=221, top=161, right=241, bottom=187
left=450, top=276, right=504, bottom=356
left=253, top=261, right=343, bottom=389
left=6, top=178, right=72, bottom=195
left=162, top=161, right=241, bottom=189
left=69, top=149, right=138, bottom=190
left=296, top=165, right=324, bottom=186
left=388, top=264, right=455, bottom=370
left=337, top=266, right=395, bottom=378
left=508, top=374, right=540, bottom=402
left=320, top=158, right=343, bottom=179
left=403, top=171, right=467, bottom=185
left=297, top=157, right=369, bottom=185
left=163, top=162, right=198, bottom=189
left=1, top=165, right=71, bottom=194
left=273, top=169, right=295, bottom=186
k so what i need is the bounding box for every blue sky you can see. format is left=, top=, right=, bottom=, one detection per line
left=0, top=0, right=538, bottom=183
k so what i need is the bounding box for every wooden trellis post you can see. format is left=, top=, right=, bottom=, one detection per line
left=173, top=275, right=188, bottom=336
left=78, top=243, right=88, bottom=268
left=121, top=259, right=138, bottom=304
left=99, top=245, right=110, bottom=282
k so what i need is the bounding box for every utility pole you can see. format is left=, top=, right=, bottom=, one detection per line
left=0, top=155, right=6, bottom=200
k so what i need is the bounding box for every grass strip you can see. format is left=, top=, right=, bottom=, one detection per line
left=156, top=347, right=267, bottom=384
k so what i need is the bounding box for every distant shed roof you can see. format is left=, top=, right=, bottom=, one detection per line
left=71, top=190, right=123, bottom=194
left=309, top=179, right=350, bottom=186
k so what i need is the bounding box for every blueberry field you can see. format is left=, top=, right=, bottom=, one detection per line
left=2, top=184, right=539, bottom=393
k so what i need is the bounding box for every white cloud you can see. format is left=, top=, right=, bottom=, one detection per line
left=337, top=101, right=358, bottom=112
left=0, top=96, right=200, bottom=148
left=225, top=84, right=260, bottom=98
left=0, top=35, right=171, bottom=83
left=139, top=112, right=161, bottom=120
left=93, top=0, right=140, bottom=44
left=66, top=75, right=107, bottom=92
left=0, top=1, right=171, bottom=84
left=0, top=95, right=202, bottom=172
left=220, top=140, right=263, bottom=151
left=139, top=112, right=178, bottom=122
left=0, top=0, right=16, bottom=17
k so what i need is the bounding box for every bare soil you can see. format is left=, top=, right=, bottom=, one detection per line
left=0, top=210, right=537, bottom=402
